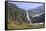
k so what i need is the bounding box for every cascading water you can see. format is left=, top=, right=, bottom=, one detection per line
left=26, top=10, right=32, bottom=24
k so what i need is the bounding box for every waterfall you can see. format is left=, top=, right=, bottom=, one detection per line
left=26, top=10, right=31, bottom=24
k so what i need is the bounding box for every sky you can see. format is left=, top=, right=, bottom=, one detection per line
left=9, top=2, right=44, bottom=10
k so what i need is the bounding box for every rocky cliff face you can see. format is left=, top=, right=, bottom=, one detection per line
left=28, top=5, right=45, bottom=23
left=8, top=3, right=45, bottom=24
left=8, top=3, right=28, bottom=23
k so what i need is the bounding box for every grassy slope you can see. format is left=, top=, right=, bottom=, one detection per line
left=8, top=20, right=45, bottom=30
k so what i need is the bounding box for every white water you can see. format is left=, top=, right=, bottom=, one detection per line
left=26, top=11, right=31, bottom=24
